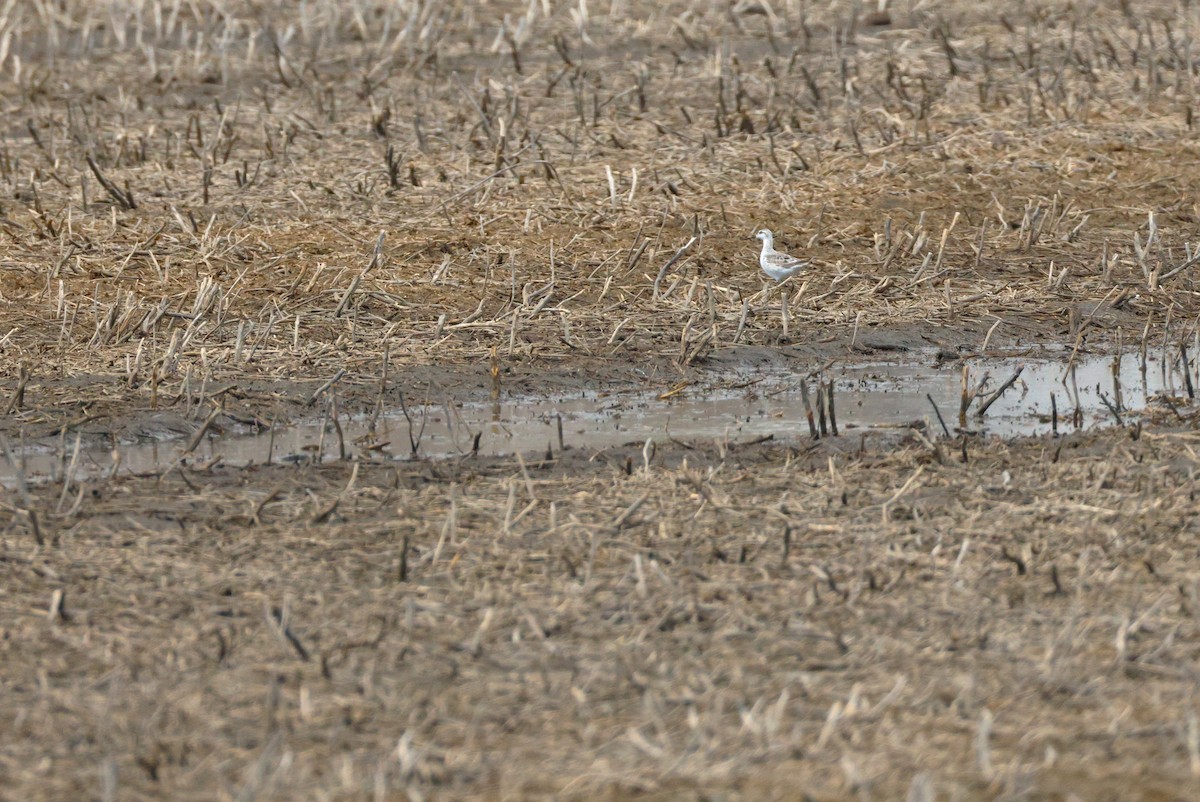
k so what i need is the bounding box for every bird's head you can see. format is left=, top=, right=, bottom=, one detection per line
left=755, top=228, right=773, bottom=243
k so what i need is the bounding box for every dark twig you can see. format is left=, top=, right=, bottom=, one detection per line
left=926, top=393, right=950, bottom=437
left=1098, top=388, right=1123, bottom=426
left=976, top=366, right=1025, bottom=417
left=306, top=369, right=346, bottom=407
left=652, top=236, right=697, bottom=299
left=85, top=155, right=136, bottom=209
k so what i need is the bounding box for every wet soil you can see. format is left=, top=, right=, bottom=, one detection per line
left=7, top=0, right=1200, bottom=798
left=0, top=320, right=1027, bottom=455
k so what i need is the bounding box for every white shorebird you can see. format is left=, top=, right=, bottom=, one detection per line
left=755, top=229, right=809, bottom=282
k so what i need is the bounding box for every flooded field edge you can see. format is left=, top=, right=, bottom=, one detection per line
left=5, top=346, right=1197, bottom=487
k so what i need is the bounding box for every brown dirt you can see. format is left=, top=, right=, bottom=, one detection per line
left=6, top=428, right=1200, bottom=800
left=4, top=0, right=1200, bottom=799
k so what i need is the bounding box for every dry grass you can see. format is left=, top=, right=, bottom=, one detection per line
left=4, top=429, right=1200, bottom=799
left=4, top=1, right=1200, bottom=799
left=3, top=0, right=1200, bottom=412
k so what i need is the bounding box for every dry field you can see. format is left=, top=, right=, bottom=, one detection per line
left=3, top=0, right=1200, bottom=799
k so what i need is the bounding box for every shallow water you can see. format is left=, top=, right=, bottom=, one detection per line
left=2, top=349, right=1194, bottom=486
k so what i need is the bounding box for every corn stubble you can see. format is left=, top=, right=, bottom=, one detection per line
left=1, top=0, right=1200, bottom=799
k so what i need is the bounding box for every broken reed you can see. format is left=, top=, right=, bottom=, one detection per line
left=799, top=377, right=838, bottom=440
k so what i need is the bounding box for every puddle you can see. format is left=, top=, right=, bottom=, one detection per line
left=2, top=349, right=1195, bottom=486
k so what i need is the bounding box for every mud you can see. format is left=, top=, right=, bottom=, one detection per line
left=6, top=0, right=1200, bottom=799
left=4, top=343, right=1192, bottom=488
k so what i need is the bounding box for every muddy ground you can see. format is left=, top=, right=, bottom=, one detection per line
left=2, top=320, right=1004, bottom=454
left=6, top=428, right=1200, bottom=801
left=4, top=0, right=1200, bottom=799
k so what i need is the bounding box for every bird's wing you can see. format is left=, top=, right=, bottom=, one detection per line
left=764, top=251, right=808, bottom=270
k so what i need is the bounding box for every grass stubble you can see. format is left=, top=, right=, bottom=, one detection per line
left=3, top=0, right=1200, bottom=798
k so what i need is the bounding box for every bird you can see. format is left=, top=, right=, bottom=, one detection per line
left=755, top=229, right=809, bottom=282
